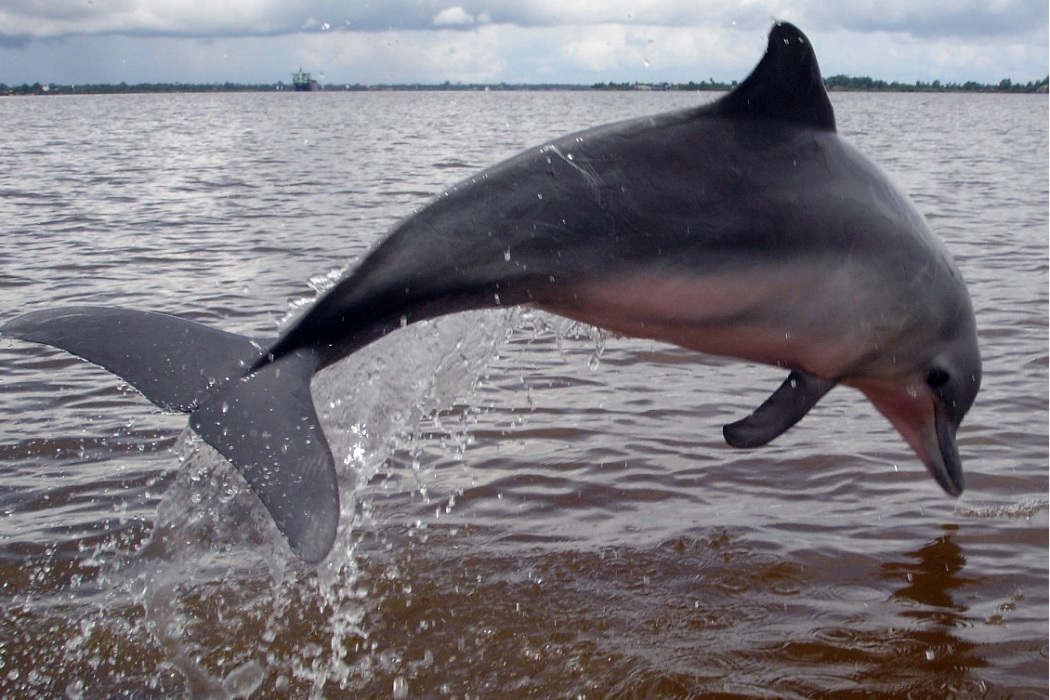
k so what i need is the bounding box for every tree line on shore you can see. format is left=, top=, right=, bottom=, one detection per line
left=595, top=75, right=1049, bottom=93
left=2, top=75, right=1047, bottom=96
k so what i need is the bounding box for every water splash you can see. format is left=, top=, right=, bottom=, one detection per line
left=956, top=498, right=1048, bottom=519
left=83, top=309, right=517, bottom=695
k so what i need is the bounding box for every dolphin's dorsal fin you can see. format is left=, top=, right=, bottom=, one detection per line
left=709, top=21, right=836, bottom=132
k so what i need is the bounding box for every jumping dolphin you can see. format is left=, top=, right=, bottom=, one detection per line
left=1, top=22, right=981, bottom=563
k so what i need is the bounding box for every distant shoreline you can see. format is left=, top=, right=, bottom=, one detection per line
left=2, top=75, right=1047, bottom=96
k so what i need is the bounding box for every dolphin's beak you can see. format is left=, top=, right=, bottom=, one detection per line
left=931, top=402, right=965, bottom=495
left=855, top=380, right=965, bottom=496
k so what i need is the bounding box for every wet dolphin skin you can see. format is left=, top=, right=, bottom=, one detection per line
left=2, top=22, right=981, bottom=563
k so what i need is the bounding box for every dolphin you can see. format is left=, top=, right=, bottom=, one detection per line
left=1, top=22, right=981, bottom=563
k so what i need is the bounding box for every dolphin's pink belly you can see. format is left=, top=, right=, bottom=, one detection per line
left=539, top=267, right=881, bottom=380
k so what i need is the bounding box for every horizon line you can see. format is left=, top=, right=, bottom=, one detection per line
left=3, top=75, right=1048, bottom=96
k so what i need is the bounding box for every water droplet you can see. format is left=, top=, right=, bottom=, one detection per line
left=504, top=248, right=511, bottom=261
left=393, top=676, right=409, bottom=699
left=643, top=58, right=651, bottom=67
left=536, top=192, right=544, bottom=200
left=65, top=679, right=85, bottom=699
left=222, top=661, right=264, bottom=697
left=321, top=22, right=331, bottom=30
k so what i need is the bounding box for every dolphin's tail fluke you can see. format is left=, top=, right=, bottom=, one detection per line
left=189, top=348, right=338, bottom=562
left=1, top=307, right=262, bottom=411
left=2, top=307, right=340, bottom=563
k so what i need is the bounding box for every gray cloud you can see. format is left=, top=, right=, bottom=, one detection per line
left=0, top=2, right=1045, bottom=86
left=2, top=1, right=1045, bottom=40
left=799, top=0, right=1049, bottom=39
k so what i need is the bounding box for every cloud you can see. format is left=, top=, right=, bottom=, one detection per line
left=798, top=0, right=1049, bottom=38
left=2, top=1, right=1045, bottom=41
left=432, top=7, right=476, bottom=28
left=0, top=0, right=305, bottom=39
left=0, top=1, right=1045, bottom=86
left=555, top=24, right=750, bottom=77
left=318, top=25, right=508, bottom=84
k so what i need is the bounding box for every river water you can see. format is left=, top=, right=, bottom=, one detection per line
left=0, top=90, right=1046, bottom=698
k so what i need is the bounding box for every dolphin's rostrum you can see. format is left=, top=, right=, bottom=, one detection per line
left=1, top=23, right=981, bottom=563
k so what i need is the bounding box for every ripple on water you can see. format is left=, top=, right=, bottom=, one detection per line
left=0, top=91, right=1045, bottom=697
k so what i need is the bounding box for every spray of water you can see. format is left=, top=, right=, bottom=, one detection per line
left=84, top=308, right=518, bottom=696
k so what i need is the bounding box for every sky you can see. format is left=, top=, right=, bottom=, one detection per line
left=1, top=1, right=1047, bottom=87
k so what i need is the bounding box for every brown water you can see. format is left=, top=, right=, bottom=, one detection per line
left=0, top=90, right=1046, bottom=698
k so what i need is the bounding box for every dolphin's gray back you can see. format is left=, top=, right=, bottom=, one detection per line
left=273, top=112, right=958, bottom=375
left=1, top=22, right=980, bottom=565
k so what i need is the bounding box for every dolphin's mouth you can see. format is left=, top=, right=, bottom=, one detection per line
left=931, top=403, right=965, bottom=496
left=855, top=381, right=967, bottom=497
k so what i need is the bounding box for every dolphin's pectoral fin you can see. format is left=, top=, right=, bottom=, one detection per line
left=190, top=349, right=340, bottom=564
left=723, top=370, right=836, bottom=448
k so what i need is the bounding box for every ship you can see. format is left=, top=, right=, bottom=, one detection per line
left=292, top=68, right=318, bottom=91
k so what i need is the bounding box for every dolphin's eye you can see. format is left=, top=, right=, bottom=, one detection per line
left=926, top=368, right=950, bottom=389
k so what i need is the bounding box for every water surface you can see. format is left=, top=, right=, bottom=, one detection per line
left=0, top=90, right=1046, bottom=698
